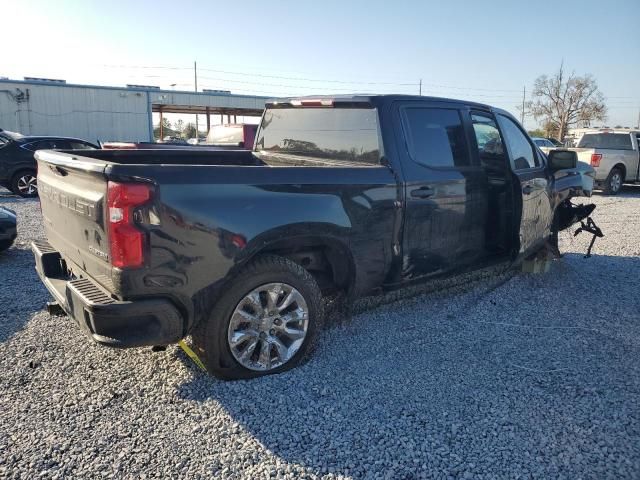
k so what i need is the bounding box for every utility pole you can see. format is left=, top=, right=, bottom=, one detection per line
left=194, top=61, right=199, bottom=138
left=520, top=86, right=526, bottom=125
left=637, top=106, right=640, bottom=129
left=419, top=79, right=422, bottom=96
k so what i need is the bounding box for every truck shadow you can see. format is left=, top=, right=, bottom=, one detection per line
left=174, top=253, right=640, bottom=477
left=0, top=247, right=49, bottom=343
left=595, top=184, right=640, bottom=198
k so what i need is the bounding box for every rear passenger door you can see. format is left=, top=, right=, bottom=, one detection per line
left=398, top=103, right=489, bottom=279
left=495, top=113, right=552, bottom=256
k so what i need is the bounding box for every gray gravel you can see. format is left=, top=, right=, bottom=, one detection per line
left=1, top=186, right=639, bottom=479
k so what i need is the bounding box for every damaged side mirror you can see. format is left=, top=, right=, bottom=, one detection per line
left=547, top=149, right=578, bottom=171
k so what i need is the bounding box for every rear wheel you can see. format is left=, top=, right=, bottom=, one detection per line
left=602, top=168, right=623, bottom=195
left=10, top=170, right=38, bottom=197
left=192, top=255, right=323, bottom=380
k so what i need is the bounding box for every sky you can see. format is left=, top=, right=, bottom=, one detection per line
left=2, top=0, right=639, bottom=129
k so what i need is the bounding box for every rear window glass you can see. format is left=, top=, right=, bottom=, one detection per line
left=578, top=134, right=633, bottom=150
left=255, top=107, right=381, bottom=164
left=207, top=125, right=244, bottom=145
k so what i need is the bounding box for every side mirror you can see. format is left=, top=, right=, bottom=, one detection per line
left=547, top=149, right=577, bottom=171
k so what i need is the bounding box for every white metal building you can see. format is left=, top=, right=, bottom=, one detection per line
left=0, top=78, right=267, bottom=142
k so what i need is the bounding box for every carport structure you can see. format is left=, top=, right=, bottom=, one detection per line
left=149, top=90, right=267, bottom=139
left=0, top=78, right=269, bottom=142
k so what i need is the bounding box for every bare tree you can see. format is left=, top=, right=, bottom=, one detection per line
left=174, top=119, right=185, bottom=136
left=525, top=64, right=607, bottom=141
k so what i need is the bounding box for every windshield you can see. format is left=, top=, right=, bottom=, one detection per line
left=206, top=125, right=244, bottom=145
left=578, top=133, right=633, bottom=150
left=255, top=107, right=381, bottom=164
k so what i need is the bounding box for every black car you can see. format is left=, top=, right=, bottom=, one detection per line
left=0, top=206, right=17, bottom=251
left=0, top=130, right=98, bottom=197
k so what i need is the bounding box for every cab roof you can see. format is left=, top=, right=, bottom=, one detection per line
left=267, top=94, right=495, bottom=109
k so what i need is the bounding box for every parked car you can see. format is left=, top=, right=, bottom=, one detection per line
left=160, top=136, right=188, bottom=145
left=576, top=130, right=640, bottom=194
left=205, top=123, right=258, bottom=149
left=547, top=137, right=564, bottom=147
left=0, top=130, right=98, bottom=197
left=560, top=129, right=639, bottom=195
left=31, top=95, right=595, bottom=380
left=532, top=137, right=557, bottom=148
left=0, top=206, right=17, bottom=251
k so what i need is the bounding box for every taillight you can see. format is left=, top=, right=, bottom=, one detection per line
left=590, top=154, right=602, bottom=167
left=107, top=181, right=152, bottom=268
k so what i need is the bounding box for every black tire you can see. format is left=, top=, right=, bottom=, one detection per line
left=0, top=239, right=14, bottom=252
left=602, top=167, right=623, bottom=195
left=192, top=255, right=324, bottom=380
left=10, top=169, right=38, bottom=198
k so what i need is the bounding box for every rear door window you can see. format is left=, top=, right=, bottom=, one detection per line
left=401, top=107, right=470, bottom=168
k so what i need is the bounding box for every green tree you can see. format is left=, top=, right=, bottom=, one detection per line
left=183, top=122, right=197, bottom=139
left=153, top=118, right=175, bottom=140
left=527, top=129, right=546, bottom=138
left=525, top=64, right=607, bottom=141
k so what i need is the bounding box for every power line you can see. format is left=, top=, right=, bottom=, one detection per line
left=99, top=62, right=532, bottom=93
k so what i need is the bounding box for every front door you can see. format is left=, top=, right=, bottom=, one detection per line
left=495, top=113, right=552, bottom=257
left=398, top=103, right=489, bottom=279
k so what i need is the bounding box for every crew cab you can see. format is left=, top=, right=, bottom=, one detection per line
left=572, top=129, right=640, bottom=195
left=31, top=95, right=595, bottom=379
left=540, top=129, right=640, bottom=194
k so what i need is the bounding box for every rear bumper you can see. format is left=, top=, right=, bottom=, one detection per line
left=31, top=240, right=185, bottom=348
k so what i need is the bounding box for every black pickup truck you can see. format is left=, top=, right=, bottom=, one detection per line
left=32, top=95, right=595, bottom=379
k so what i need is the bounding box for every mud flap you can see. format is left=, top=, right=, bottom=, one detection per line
left=574, top=217, right=604, bottom=258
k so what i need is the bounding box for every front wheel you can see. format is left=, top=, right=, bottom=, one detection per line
left=11, top=170, right=38, bottom=197
left=192, top=255, right=323, bottom=380
left=602, top=168, right=623, bottom=195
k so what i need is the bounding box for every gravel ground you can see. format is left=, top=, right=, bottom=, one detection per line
left=1, top=186, right=639, bottom=479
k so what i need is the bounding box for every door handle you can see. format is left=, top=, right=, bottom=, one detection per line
left=410, top=186, right=435, bottom=198
left=522, top=184, right=534, bottom=195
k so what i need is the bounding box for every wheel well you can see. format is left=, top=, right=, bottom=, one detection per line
left=11, top=168, right=37, bottom=180
left=611, top=163, right=626, bottom=180
left=257, top=238, right=354, bottom=295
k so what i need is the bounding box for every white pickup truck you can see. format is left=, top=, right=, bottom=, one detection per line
left=541, top=129, right=640, bottom=195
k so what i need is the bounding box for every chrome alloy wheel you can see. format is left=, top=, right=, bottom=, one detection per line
left=227, top=282, right=309, bottom=371
left=17, top=174, right=37, bottom=195
left=610, top=172, right=622, bottom=193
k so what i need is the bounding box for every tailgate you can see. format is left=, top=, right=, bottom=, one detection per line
left=570, top=148, right=595, bottom=164
left=35, top=150, right=114, bottom=291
